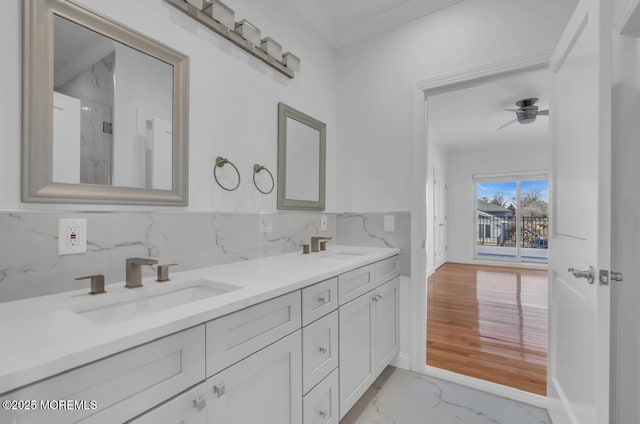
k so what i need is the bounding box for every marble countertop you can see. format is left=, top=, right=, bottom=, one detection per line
left=0, top=245, right=399, bottom=394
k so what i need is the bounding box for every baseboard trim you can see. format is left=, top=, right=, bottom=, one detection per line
left=391, top=352, right=411, bottom=371
left=445, top=258, right=548, bottom=270
left=423, top=365, right=549, bottom=409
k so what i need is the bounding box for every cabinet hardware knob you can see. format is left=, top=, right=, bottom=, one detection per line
left=318, top=409, right=327, bottom=418
left=377, top=294, right=383, bottom=300
left=213, top=383, right=226, bottom=397
left=318, top=296, right=327, bottom=304
left=193, top=396, right=206, bottom=411
left=318, top=346, right=328, bottom=354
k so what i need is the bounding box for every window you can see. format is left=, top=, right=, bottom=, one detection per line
left=474, top=176, right=548, bottom=263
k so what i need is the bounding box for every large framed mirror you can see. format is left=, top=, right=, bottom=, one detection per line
left=277, top=103, right=326, bottom=210
left=23, top=0, right=189, bottom=205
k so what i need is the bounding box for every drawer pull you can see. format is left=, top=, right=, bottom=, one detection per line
left=193, top=396, right=206, bottom=411
left=318, top=296, right=327, bottom=304
left=213, top=382, right=226, bottom=398
left=318, top=345, right=328, bottom=354
left=318, top=409, right=327, bottom=418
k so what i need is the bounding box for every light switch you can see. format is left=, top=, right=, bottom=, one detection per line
left=58, top=218, right=87, bottom=255
left=384, top=215, right=395, bottom=232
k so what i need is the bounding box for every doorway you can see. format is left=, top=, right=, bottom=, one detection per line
left=421, top=65, right=551, bottom=399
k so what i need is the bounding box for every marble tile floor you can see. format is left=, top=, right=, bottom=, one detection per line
left=341, top=367, right=551, bottom=424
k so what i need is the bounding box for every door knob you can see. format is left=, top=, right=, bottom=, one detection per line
left=568, top=266, right=595, bottom=284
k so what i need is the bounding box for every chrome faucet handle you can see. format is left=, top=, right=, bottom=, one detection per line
left=157, top=263, right=178, bottom=282
left=125, top=257, right=159, bottom=288
left=76, top=274, right=106, bottom=295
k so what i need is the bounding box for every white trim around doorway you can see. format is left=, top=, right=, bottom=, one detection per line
left=409, top=48, right=554, bottom=407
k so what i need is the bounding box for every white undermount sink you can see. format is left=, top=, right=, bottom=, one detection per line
left=321, top=250, right=370, bottom=260
left=73, top=279, right=240, bottom=325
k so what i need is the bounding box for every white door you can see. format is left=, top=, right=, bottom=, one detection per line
left=434, top=169, right=447, bottom=268
left=548, top=0, right=611, bottom=423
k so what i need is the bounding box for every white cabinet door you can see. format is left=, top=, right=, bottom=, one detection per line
left=338, top=292, right=375, bottom=418
left=129, top=383, right=208, bottom=424
left=207, top=330, right=302, bottom=424
left=373, top=278, right=399, bottom=375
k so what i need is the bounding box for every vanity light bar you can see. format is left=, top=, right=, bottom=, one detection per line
left=169, top=0, right=299, bottom=79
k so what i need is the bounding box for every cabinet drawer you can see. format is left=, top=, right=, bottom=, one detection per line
left=206, top=291, right=301, bottom=377
left=338, top=264, right=375, bottom=305
left=302, top=311, right=338, bottom=394
left=374, top=255, right=399, bottom=287
left=303, top=369, right=339, bottom=424
left=129, top=383, right=208, bottom=424
left=0, top=326, right=205, bottom=424
left=302, top=277, right=337, bottom=326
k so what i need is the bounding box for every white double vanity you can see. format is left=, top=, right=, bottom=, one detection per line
left=0, top=246, right=400, bottom=424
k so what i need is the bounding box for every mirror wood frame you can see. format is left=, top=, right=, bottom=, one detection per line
left=277, top=102, right=326, bottom=211
left=23, top=0, right=189, bottom=205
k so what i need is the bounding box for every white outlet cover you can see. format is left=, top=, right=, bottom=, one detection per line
left=58, top=218, right=87, bottom=255
left=320, top=215, right=328, bottom=232
left=384, top=215, right=395, bottom=232
left=260, top=214, right=273, bottom=233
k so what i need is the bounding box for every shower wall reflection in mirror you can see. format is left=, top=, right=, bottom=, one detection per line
left=52, top=15, right=173, bottom=190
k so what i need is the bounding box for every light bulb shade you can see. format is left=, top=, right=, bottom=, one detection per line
left=203, top=0, right=235, bottom=29
left=260, top=37, right=283, bottom=61
left=282, top=52, right=300, bottom=72
left=234, top=19, right=261, bottom=46
left=184, top=0, right=208, bottom=10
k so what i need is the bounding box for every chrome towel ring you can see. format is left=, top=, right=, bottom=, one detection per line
left=213, top=156, right=240, bottom=191
left=253, top=164, right=274, bottom=194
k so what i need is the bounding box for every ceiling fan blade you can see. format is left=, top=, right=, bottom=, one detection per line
left=537, top=109, right=549, bottom=116
left=503, top=109, right=520, bottom=112
left=496, top=118, right=518, bottom=131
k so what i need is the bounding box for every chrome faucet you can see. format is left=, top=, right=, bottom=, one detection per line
left=310, top=236, right=332, bottom=253
left=125, top=257, right=158, bottom=288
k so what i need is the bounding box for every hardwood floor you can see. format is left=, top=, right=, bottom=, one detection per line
left=426, top=263, right=548, bottom=395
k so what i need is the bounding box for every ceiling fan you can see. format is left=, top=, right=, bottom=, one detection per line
left=497, top=98, right=549, bottom=130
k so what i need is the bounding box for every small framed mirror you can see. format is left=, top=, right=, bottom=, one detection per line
left=277, top=103, right=326, bottom=210
left=23, top=0, right=189, bottom=205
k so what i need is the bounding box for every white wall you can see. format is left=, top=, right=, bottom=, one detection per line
left=445, top=141, right=549, bottom=263
left=335, top=0, right=577, bottom=212
left=0, top=0, right=336, bottom=212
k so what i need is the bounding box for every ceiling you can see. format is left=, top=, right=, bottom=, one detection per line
left=427, top=67, right=550, bottom=150
left=284, top=0, right=462, bottom=47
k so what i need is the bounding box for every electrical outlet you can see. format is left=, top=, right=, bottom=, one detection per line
left=384, top=215, right=395, bottom=232
left=58, top=218, right=87, bottom=255
left=320, top=215, right=328, bottom=232
left=260, top=214, right=273, bottom=233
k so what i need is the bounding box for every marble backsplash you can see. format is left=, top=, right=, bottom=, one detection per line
left=0, top=211, right=410, bottom=303
left=336, top=212, right=411, bottom=277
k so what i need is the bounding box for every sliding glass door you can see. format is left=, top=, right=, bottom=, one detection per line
left=474, top=176, right=548, bottom=263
